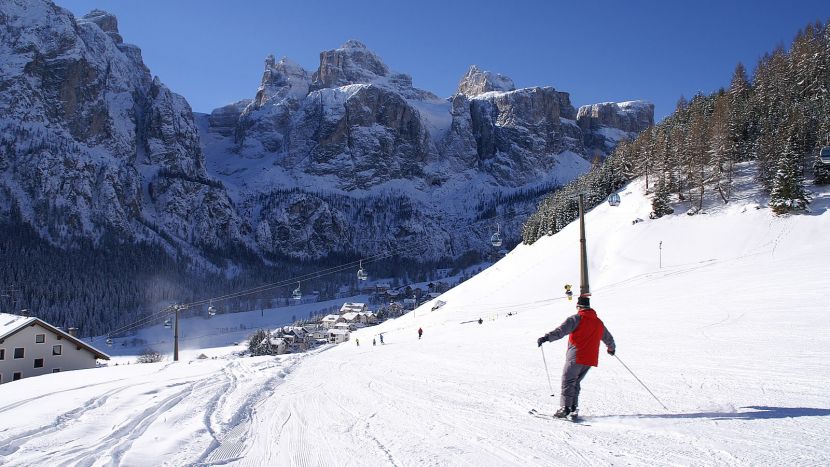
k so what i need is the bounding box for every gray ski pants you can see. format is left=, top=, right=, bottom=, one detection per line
left=560, top=358, right=591, bottom=408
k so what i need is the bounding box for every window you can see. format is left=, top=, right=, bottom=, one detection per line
left=0, top=349, right=4, bottom=360
left=34, top=358, right=44, bottom=368
left=52, top=369, right=61, bottom=373
left=14, top=348, right=24, bottom=359
left=13, top=372, right=21, bottom=381
left=35, top=334, right=45, bottom=343
left=53, top=345, right=62, bottom=356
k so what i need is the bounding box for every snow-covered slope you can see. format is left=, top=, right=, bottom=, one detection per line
left=2, top=166, right=828, bottom=465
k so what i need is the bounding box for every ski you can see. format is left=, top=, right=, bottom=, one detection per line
left=528, top=408, right=589, bottom=425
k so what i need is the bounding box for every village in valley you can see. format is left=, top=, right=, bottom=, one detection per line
left=0, top=277, right=461, bottom=385
left=258, top=280, right=453, bottom=355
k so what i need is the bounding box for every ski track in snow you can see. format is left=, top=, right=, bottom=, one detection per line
left=1, top=168, right=829, bottom=466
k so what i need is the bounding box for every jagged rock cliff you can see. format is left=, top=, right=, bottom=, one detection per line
left=201, top=43, right=653, bottom=260
left=0, top=1, right=653, bottom=265
left=0, top=0, right=243, bottom=251
left=577, top=101, right=655, bottom=156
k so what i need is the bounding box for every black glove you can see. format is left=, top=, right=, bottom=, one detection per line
left=607, top=348, right=616, bottom=356
left=537, top=336, right=547, bottom=347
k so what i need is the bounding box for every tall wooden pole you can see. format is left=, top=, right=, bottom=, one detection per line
left=174, top=305, right=179, bottom=362
left=578, top=194, right=590, bottom=296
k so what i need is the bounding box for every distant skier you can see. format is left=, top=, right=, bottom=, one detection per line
left=379, top=333, right=385, bottom=344
left=373, top=338, right=376, bottom=346
left=418, top=327, right=423, bottom=339
left=356, top=338, right=360, bottom=346
left=564, top=284, right=573, bottom=301
left=537, top=294, right=615, bottom=420
left=478, top=318, right=483, bottom=325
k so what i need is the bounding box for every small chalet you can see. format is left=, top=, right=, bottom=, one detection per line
left=321, top=314, right=342, bottom=329
left=328, top=328, right=350, bottom=344
left=267, top=336, right=288, bottom=355
left=0, top=313, right=110, bottom=384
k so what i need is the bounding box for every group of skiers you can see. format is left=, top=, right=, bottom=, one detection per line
left=356, top=333, right=387, bottom=347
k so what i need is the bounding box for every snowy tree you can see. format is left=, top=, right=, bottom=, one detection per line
left=769, top=119, right=810, bottom=214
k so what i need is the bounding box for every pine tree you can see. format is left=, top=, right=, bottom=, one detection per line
left=769, top=120, right=810, bottom=214
left=650, top=173, right=674, bottom=219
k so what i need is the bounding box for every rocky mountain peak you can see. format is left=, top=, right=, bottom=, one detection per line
left=456, top=65, right=516, bottom=97
left=79, top=9, right=122, bottom=43
left=311, top=39, right=391, bottom=89
left=253, top=54, right=310, bottom=108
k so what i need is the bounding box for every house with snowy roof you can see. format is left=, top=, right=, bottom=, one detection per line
left=328, top=328, right=350, bottom=344
left=0, top=313, right=110, bottom=384
left=266, top=336, right=287, bottom=355
left=321, top=314, right=342, bottom=329
left=339, top=302, right=367, bottom=314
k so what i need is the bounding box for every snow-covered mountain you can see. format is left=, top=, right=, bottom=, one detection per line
left=202, top=41, right=654, bottom=259
left=2, top=165, right=827, bottom=465
left=0, top=1, right=243, bottom=252
left=0, top=0, right=656, bottom=338
left=0, top=1, right=652, bottom=302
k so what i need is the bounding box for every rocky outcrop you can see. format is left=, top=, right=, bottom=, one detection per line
left=0, top=0, right=242, bottom=251
left=577, top=101, right=655, bottom=156
left=208, top=99, right=252, bottom=137
left=253, top=55, right=310, bottom=108
left=311, top=40, right=389, bottom=90
left=456, top=65, right=515, bottom=97
left=80, top=9, right=122, bottom=43
left=288, top=84, right=433, bottom=189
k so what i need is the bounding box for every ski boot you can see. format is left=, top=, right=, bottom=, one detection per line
left=553, top=406, right=571, bottom=418
left=567, top=406, right=579, bottom=421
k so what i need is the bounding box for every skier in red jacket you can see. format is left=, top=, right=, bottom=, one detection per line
left=537, top=294, right=615, bottom=419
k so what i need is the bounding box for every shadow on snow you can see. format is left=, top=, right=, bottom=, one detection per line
left=596, top=406, right=830, bottom=421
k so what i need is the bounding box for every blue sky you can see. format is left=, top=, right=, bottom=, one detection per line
left=57, top=0, right=830, bottom=120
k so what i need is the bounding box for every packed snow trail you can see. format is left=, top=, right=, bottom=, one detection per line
left=1, top=168, right=829, bottom=465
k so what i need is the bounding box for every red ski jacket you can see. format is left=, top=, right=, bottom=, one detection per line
left=568, top=309, right=606, bottom=366
left=542, top=308, right=615, bottom=367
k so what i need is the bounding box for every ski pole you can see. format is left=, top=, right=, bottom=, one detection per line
left=614, top=354, right=668, bottom=410
left=540, top=347, right=555, bottom=397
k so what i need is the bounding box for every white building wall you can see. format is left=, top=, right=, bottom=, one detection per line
left=0, top=324, right=98, bottom=384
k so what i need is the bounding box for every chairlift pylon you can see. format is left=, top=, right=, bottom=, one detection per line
left=292, top=282, right=302, bottom=300
left=608, top=193, right=621, bottom=206
left=357, top=260, right=368, bottom=281
left=490, top=223, right=503, bottom=248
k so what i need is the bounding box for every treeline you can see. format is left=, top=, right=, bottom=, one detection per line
left=523, top=19, right=830, bottom=244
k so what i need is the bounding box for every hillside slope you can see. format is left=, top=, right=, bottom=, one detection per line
left=1, top=165, right=828, bottom=466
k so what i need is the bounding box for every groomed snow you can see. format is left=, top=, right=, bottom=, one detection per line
left=1, top=164, right=829, bottom=466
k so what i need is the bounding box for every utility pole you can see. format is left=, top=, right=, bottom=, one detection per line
left=173, top=305, right=180, bottom=362
left=578, top=194, right=590, bottom=296
left=659, top=241, right=663, bottom=269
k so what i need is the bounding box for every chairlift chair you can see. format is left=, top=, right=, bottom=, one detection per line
left=207, top=301, right=216, bottom=317
left=490, top=223, right=503, bottom=248
left=608, top=193, right=621, bottom=206
left=357, top=260, right=368, bottom=281
left=292, top=282, right=302, bottom=300
left=106, top=336, right=113, bottom=347
left=820, top=146, right=830, bottom=165
left=164, top=318, right=172, bottom=329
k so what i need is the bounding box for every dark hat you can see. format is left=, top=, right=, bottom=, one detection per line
left=576, top=294, right=591, bottom=308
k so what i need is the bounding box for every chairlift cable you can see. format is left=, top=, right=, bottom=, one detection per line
left=104, top=206, right=537, bottom=338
